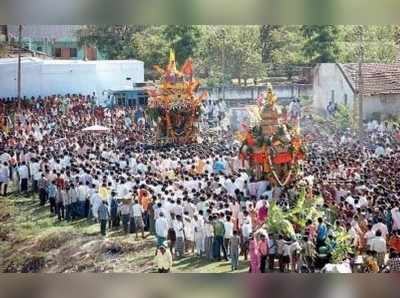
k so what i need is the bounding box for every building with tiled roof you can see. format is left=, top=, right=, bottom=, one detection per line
left=313, top=63, right=400, bottom=119
left=339, top=63, right=400, bottom=96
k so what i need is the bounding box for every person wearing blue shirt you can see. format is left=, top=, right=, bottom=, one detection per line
left=98, top=201, right=109, bottom=236
left=47, top=181, right=58, bottom=215
left=213, top=158, right=225, bottom=174
left=316, top=217, right=328, bottom=249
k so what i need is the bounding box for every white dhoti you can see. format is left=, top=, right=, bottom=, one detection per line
left=195, top=233, right=205, bottom=255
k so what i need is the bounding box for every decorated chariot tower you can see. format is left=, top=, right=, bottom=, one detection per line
left=239, top=84, right=305, bottom=186
left=146, top=50, right=208, bottom=144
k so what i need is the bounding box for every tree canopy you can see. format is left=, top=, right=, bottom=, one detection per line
left=76, top=25, right=400, bottom=85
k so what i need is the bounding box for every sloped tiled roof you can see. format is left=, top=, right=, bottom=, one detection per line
left=7, top=25, right=82, bottom=41
left=339, top=63, right=400, bottom=96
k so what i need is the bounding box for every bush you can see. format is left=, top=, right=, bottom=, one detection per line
left=334, top=104, right=351, bottom=130
left=300, top=96, right=312, bottom=105
left=385, top=114, right=400, bottom=124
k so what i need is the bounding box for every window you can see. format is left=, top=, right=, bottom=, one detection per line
left=331, top=90, right=335, bottom=101
left=70, top=48, right=78, bottom=58
left=344, top=94, right=348, bottom=106
left=55, top=48, right=62, bottom=57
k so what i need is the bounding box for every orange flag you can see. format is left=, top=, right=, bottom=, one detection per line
left=181, top=57, right=193, bottom=78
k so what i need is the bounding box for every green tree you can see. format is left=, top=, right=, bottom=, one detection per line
left=340, top=25, right=398, bottom=63
left=334, top=104, right=352, bottom=130
left=163, top=25, right=202, bottom=65
left=260, top=25, right=281, bottom=64
left=132, top=26, right=170, bottom=80
left=260, top=26, right=308, bottom=78
left=301, top=25, right=341, bottom=64
left=76, top=25, right=146, bottom=59
left=195, top=26, right=266, bottom=86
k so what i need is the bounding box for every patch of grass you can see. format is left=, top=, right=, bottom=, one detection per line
left=3, top=191, right=252, bottom=272
left=173, top=256, right=249, bottom=273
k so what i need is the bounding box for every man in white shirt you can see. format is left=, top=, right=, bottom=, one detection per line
left=370, top=230, right=387, bottom=267
left=234, top=175, right=245, bottom=192
left=137, top=162, right=147, bottom=174
left=173, top=200, right=184, bottom=217
left=193, top=214, right=205, bottom=256
left=77, top=182, right=88, bottom=218
left=224, top=177, right=236, bottom=196
left=131, top=199, right=145, bottom=240
left=0, top=162, right=10, bottom=196
left=364, top=224, right=375, bottom=251
left=30, top=159, right=41, bottom=194
left=241, top=218, right=252, bottom=260
left=90, top=189, right=102, bottom=221
left=0, top=151, right=12, bottom=165
left=224, top=215, right=234, bottom=256
left=18, top=162, right=29, bottom=194
left=372, top=218, right=389, bottom=239
left=61, top=154, right=71, bottom=169
left=155, top=212, right=169, bottom=250
left=173, top=215, right=185, bottom=258
left=116, top=181, right=129, bottom=198
left=129, top=156, right=138, bottom=174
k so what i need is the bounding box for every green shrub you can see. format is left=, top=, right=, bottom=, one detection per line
left=334, top=104, right=351, bottom=130
left=300, top=96, right=312, bottom=105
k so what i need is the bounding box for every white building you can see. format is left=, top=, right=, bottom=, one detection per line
left=313, top=63, right=400, bottom=119
left=0, top=57, right=144, bottom=98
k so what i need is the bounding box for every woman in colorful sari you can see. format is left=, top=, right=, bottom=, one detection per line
left=249, top=204, right=258, bottom=229
left=248, top=234, right=260, bottom=273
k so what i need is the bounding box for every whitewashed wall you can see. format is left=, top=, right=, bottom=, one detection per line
left=364, top=95, right=400, bottom=119
left=312, top=63, right=355, bottom=114
left=0, top=58, right=144, bottom=98
left=201, top=84, right=312, bottom=103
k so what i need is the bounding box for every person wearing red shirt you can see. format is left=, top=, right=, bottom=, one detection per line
left=389, top=230, right=400, bottom=253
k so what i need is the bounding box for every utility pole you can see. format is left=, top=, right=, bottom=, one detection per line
left=17, top=25, right=22, bottom=111
left=221, top=28, right=226, bottom=102
left=357, top=26, right=365, bottom=135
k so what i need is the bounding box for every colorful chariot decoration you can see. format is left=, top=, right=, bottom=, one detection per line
left=146, top=50, right=208, bottom=144
left=239, top=84, right=305, bottom=187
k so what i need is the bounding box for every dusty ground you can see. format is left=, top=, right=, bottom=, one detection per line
left=0, top=193, right=250, bottom=273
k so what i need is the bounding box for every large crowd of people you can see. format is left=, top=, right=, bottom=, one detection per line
left=1, top=94, right=400, bottom=273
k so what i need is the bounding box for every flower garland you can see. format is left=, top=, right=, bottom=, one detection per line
left=267, top=153, right=293, bottom=187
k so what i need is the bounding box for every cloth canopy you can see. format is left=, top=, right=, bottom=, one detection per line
left=82, top=125, right=111, bottom=132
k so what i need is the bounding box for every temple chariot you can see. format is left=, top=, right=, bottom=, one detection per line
left=146, top=50, right=208, bottom=145
left=239, top=84, right=305, bottom=187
